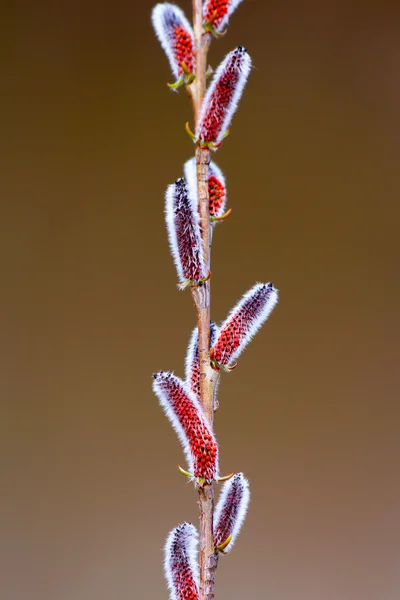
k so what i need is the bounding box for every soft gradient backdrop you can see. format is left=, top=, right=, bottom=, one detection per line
left=2, top=1, right=400, bottom=599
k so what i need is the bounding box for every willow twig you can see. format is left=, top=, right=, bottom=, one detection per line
left=189, top=2, right=219, bottom=599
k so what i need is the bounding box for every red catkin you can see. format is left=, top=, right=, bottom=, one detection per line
left=153, top=371, right=219, bottom=482
left=212, top=282, right=278, bottom=367
left=152, top=4, right=195, bottom=80
left=203, top=0, right=244, bottom=33
left=184, top=158, right=227, bottom=221
left=185, top=322, right=219, bottom=401
left=173, top=25, right=195, bottom=75
left=196, top=46, right=251, bottom=146
left=208, top=164, right=226, bottom=216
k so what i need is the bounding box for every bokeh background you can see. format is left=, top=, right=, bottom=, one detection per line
left=2, top=1, right=400, bottom=598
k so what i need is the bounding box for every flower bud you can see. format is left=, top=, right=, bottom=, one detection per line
left=214, top=473, right=250, bottom=552
left=185, top=322, right=219, bottom=402
left=212, top=283, right=278, bottom=368
left=164, top=523, right=199, bottom=600
left=165, top=178, right=207, bottom=289
left=184, top=158, right=227, bottom=221
left=152, top=3, right=195, bottom=81
left=153, top=371, right=219, bottom=483
left=196, top=46, right=251, bottom=147
left=208, top=162, right=227, bottom=218
left=203, top=0, right=244, bottom=33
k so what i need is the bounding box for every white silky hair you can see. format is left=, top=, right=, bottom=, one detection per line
left=184, top=325, right=199, bottom=387
left=183, top=158, right=198, bottom=221
left=213, top=473, right=250, bottom=552
left=196, top=46, right=252, bottom=145
left=164, top=522, right=200, bottom=600
left=151, top=3, right=194, bottom=80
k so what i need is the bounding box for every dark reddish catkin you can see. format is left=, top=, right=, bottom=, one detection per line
left=196, top=46, right=251, bottom=146
left=164, top=523, right=199, bottom=600
left=213, top=473, right=250, bottom=551
left=165, top=178, right=207, bottom=288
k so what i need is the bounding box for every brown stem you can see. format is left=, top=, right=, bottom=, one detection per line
left=191, top=2, right=218, bottom=600
left=191, top=0, right=210, bottom=121
left=198, top=484, right=219, bottom=600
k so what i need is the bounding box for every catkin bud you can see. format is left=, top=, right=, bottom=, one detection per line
left=153, top=371, right=219, bottom=483
left=212, top=283, right=278, bottom=368
left=152, top=3, right=195, bottom=81
left=208, top=162, right=227, bottom=218
left=164, top=523, right=199, bottom=600
left=196, top=46, right=251, bottom=147
left=165, top=178, right=208, bottom=289
left=185, top=322, right=219, bottom=403
left=184, top=158, right=227, bottom=221
left=214, top=473, right=250, bottom=551
left=203, top=0, right=244, bottom=33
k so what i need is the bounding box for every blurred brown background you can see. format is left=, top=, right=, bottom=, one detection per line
left=2, top=1, right=400, bottom=598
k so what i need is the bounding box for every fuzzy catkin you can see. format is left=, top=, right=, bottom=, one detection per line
left=164, top=523, right=199, bottom=600
left=165, top=178, right=207, bottom=288
left=212, top=283, right=278, bottom=367
left=214, top=473, right=250, bottom=551
left=153, top=371, right=219, bottom=482
left=203, top=0, right=244, bottom=32
left=152, top=3, right=195, bottom=79
left=196, top=46, right=251, bottom=146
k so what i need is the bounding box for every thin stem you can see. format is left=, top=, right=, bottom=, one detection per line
left=191, top=2, right=218, bottom=599
left=191, top=0, right=209, bottom=121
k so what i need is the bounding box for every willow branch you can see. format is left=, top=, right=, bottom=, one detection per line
left=190, top=2, right=219, bottom=599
